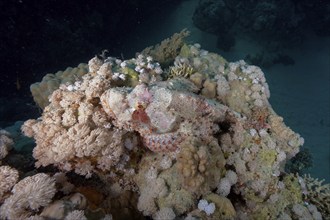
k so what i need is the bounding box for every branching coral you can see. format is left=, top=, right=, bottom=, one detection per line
left=168, top=62, right=196, bottom=79
left=303, top=174, right=330, bottom=219
left=141, top=29, right=190, bottom=66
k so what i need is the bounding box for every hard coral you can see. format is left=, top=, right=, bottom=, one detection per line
left=177, top=138, right=224, bottom=195
left=205, top=193, right=236, bottom=220
left=168, top=62, right=196, bottom=79
left=303, top=174, right=330, bottom=219
left=141, top=29, right=190, bottom=67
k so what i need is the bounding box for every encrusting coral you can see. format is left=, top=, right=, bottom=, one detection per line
left=0, top=31, right=326, bottom=219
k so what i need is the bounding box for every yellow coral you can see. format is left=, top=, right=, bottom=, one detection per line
left=204, top=193, right=236, bottom=220
left=303, top=174, right=330, bottom=218
left=168, top=63, right=196, bottom=79
left=141, top=29, right=190, bottom=66
left=176, top=138, right=224, bottom=195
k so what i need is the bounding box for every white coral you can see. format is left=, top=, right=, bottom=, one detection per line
left=137, top=177, right=168, bottom=216
left=216, top=74, right=230, bottom=98
left=225, top=170, right=238, bottom=185
left=292, top=204, right=314, bottom=219
left=153, top=207, right=176, bottom=220
left=0, top=166, right=19, bottom=199
left=88, top=56, right=103, bottom=73
left=0, top=173, right=56, bottom=219
left=26, top=215, right=45, bottom=220
left=217, top=178, right=232, bottom=197
left=64, top=210, right=87, bottom=220
left=12, top=173, right=56, bottom=210
left=198, top=199, right=216, bottom=216
left=0, top=130, right=14, bottom=159
left=74, top=161, right=94, bottom=178
left=23, top=82, right=128, bottom=177
left=159, top=155, right=173, bottom=170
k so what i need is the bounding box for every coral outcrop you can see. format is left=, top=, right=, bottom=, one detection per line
left=0, top=32, right=326, bottom=219
left=30, top=63, right=88, bottom=109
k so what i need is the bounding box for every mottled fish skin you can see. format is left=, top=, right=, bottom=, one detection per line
left=101, top=82, right=228, bottom=153
left=142, top=132, right=186, bottom=152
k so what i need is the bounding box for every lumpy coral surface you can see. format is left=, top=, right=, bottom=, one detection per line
left=10, top=35, right=327, bottom=219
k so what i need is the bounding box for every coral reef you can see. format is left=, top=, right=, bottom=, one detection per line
left=0, top=33, right=327, bottom=219
left=30, top=63, right=88, bottom=109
